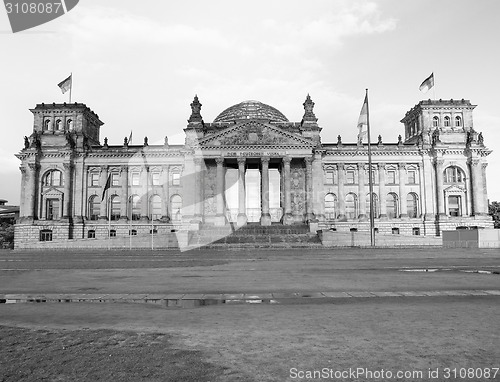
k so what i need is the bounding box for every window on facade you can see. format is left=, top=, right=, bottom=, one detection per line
left=448, top=195, right=461, bottom=216
left=44, top=170, right=63, bottom=186
left=109, top=229, right=116, bottom=238
left=432, top=116, right=439, bottom=127
left=88, top=196, right=100, bottom=220
left=152, top=172, right=161, bottom=186
left=366, top=193, right=379, bottom=218
left=345, top=193, right=357, bottom=219
left=110, top=195, right=120, bottom=221
left=131, top=172, right=140, bottom=186
left=111, top=172, right=120, bottom=186
left=88, top=230, right=96, bottom=239
left=129, top=229, right=137, bottom=236
left=346, top=170, right=355, bottom=184
left=412, top=227, right=420, bottom=236
left=325, top=170, right=335, bottom=185
left=44, top=120, right=52, bottom=131
left=387, top=170, right=396, bottom=184
left=55, top=120, right=62, bottom=130
left=368, top=169, right=377, bottom=184
left=150, top=195, right=162, bottom=220
left=324, top=193, right=337, bottom=220
left=455, top=116, right=462, bottom=127
left=407, top=193, right=418, bottom=218
left=172, top=172, right=180, bottom=186
left=444, top=116, right=450, bottom=127
left=407, top=170, right=417, bottom=184
left=171, top=194, right=182, bottom=220
left=386, top=193, right=399, bottom=218
left=130, top=195, right=141, bottom=220
left=46, top=198, right=60, bottom=220
left=67, top=119, right=73, bottom=130
left=89, top=172, right=100, bottom=187
left=40, top=229, right=53, bottom=241
left=444, top=166, right=464, bottom=183
left=392, top=227, right=400, bottom=234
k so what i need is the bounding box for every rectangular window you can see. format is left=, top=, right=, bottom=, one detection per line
left=87, top=230, right=96, bottom=239
left=325, top=171, right=334, bottom=184
left=109, top=229, right=116, bottom=237
left=412, top=227, right=420, bottom=236
left=346, top=170, right=355, bottom=184
left=39, top=230, right=53, bottom=241
left=46, top=199, right=60, bottom=220
left=408, top=170, right=416, bottom=184
left=172, top=173, right=180, bottom=186
left=392, top=227, right=400, bottom=235
left=152, top=172, right=160, bottom=185
left=448, top=196, right=461, bottom=216
left=111, top=173, right=120, bottom=186
left=90, top=173, right=100, bottom=187
left=131, top=172, right=140, bottom=186
left=387, top=170, right=396, bottom=184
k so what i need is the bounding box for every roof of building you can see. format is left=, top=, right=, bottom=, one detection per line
left=213, top=100, right=289, bottom=123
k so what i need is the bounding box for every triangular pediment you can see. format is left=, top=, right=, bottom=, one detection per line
left=42, top=187, right=64, bottom=197
left=444, top=184, right=466, bottom=193
left=199, top=121, right=314, bottom=148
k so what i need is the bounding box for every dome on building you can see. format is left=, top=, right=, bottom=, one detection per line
left=214, top=100, right=288, bottom=123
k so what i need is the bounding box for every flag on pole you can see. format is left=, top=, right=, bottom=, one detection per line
left=357, top=94, right=368, bottom=144
left=128, top=130, right=133, bottom=145
left=57, top=74, right=72, bottom=94
left=419, top=73, right=434, bottom=93
left=101, top=174, right=111, bottom=201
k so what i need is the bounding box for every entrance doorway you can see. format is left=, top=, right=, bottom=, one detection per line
left=246, top=168, right=261, bottom=222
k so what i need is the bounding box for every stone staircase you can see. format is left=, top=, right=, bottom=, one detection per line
left=187, top=223, right=322, bottom=249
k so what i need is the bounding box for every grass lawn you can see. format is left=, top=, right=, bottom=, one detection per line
left=1, top=296, right=499, bottom=382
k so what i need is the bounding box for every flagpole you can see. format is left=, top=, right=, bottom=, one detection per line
left=432, top=71, right=436, bottom=100
left=107, top=192, right=111, bottom=251
left=69, top=72, right=72, bottom=103
left=365, top=89, right=375, bottom=247
left=129, top=197, right=132, bottom=250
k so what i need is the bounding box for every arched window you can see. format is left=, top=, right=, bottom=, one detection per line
left=387, top=193, right=399, bottom=218
left=345, top=193, right=357, bottom=219
left=43, top=170, right=63, bottom=186
left=366, top=193, right=379, bottom=218
left=444, top=116, right=450, bottom=127
left=171, top=194, right=182, bottom=221
left=44, top=119, right=52, bottom=131
left=150, top=195, right=162, bottom=220
left=55, top=119, right=62, bottom=130
left=67, top=119, right=73, bottom=130
left=407, top=193, right=418, bottom=218
left=324, top=193, right=337, bottom=220
left=444, top=166, right=464, bottom=183
left=454, top=116, right=462, bottom=127
left=88, top=195, right=100, bottom=220
left=432, top=116, right=439, bottom=128
left=130, top=195, right=141, bottom=220
left=110, top=195, right=120, bottom=221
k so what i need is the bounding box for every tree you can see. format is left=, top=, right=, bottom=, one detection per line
left=0, top=223, right=15, bottom=248
left=489, top=201, right=500, bottom=229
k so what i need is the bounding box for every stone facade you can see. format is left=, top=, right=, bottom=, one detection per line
left=14, top=96, right=493, bottom=248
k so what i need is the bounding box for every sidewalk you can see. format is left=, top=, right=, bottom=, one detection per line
left=2, top=289, right=499, bottom=308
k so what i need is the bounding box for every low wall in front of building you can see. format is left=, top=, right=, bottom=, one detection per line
left=318, top=230, right=442, bottom=247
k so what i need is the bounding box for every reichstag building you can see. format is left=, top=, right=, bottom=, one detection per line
left=14, top=95, right=493, bottom=248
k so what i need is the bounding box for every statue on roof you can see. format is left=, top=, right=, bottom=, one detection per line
left=188, top=95, right=203, bottom=124
left=301, top=94, right=318, bottom=124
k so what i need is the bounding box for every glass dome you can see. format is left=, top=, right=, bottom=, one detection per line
left=214, top=100, right=288, bottom=123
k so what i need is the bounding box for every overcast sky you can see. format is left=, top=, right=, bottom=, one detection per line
left=1, top=0, right=499, bottom=204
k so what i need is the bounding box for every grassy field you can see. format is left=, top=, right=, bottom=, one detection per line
left=1, top=247, right=499, bottom=381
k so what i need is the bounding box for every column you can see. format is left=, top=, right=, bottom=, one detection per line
left=311, top=151, right=324, bottom=222
left=194, top=158, right=203, bottom=221
left=304, top=157, right=314, bottom=222
left=378, top=163, right=387, bottom=219
left=99, top=166, right=108, bottom=219
left=161, top=166, right=170, bottom=221
left=62, top=162, right=72, bottom=219
left=398, top=163, right=407, bottom=218
left=470, top=159, right=485, bottom=215
left=19, top=166, right=27, bottom=219
left=358, top=163, right=366, bottom=220
left=337, top=163, right=346, bottom=220
left=27, top=163, right=38, bottom=220
left=260, top=157, right=271, bottom=225
left=120, top=166, right=129, bottom=219
left=481, top=163, right=488, bottom=215
left=282, top=157, right=293, bottom=225
left=435, top=159, right=445, bottom=216
left=237, top=158, right=247, bottom=226
left=215, top=157, right=226, bottom=226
